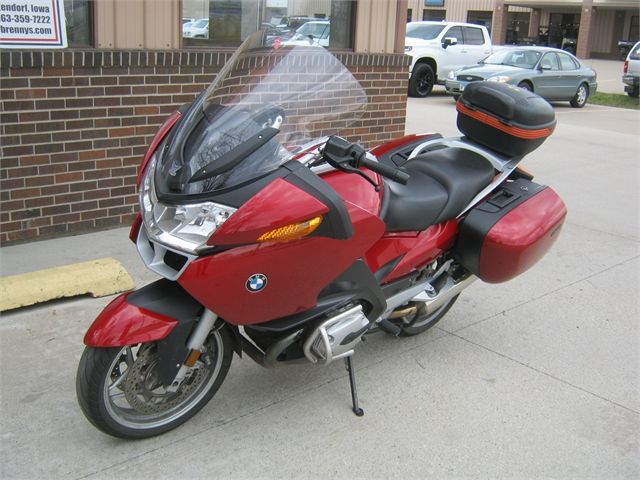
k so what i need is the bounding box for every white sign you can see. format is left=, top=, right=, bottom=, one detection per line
left=0, top=0, right=67, bottom=49
left=266, top=0, right=288, bottom=9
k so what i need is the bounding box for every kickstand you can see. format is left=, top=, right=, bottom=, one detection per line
left=344, top=356, right=364, bottom=417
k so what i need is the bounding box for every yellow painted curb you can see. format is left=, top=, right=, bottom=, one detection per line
left=0, top=257, right=135, bottom=312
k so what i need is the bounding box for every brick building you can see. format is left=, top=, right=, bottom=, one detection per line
left=0, top=0, right=410, bottom=244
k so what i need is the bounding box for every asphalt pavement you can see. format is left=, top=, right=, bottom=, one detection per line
left=1, top=90, right=639, bottom=479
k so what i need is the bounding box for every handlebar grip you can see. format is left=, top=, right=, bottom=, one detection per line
left=360, top=156, right=410, bottom=185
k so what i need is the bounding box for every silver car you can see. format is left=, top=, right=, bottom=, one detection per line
left=445, top=46, right=598, bottom=108
left=622, top=41, right=640, bottom=98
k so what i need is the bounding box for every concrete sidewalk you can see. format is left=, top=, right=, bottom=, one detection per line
left=1, top=99, right=639, bottom=479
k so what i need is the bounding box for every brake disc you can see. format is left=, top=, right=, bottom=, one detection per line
left=123, top=346, right=208, bottom=415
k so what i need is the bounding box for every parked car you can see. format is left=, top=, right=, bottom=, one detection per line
left=622, top=41, right=640, bottom=98
left=282, top=20, right=330, bottom=47
left=183, top=18, right=209, bottom=39
left=405, top=21, right=492, bottom=97
left=445, top=46, right=597, bottom=108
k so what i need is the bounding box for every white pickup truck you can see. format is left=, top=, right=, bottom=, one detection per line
left=405, top=21, right=492, bottom=97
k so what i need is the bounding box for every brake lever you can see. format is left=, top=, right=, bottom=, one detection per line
left=322, top=145, right=380, bottom=191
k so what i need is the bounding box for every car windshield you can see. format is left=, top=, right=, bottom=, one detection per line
left=296, top=22, right=329, bottom=39
left=155, top=29, right=367, bottom=197
left=481, top=49, right=542, bottom=68
left=631, top=42, right=640, bottom=60
left=406, top=23, right=446, bottom=40
left=192, top=19, right=208, bottom=28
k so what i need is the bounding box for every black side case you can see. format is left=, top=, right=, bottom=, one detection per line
left=456, top=81, right=556, bottom=158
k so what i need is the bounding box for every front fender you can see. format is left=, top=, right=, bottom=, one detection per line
left=84, top=293, right=178, bottom=347
left=84, top=279, right=203, bottom=347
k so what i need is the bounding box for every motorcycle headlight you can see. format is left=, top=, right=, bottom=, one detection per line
left=139, top=155, right=236, bottom=254
left=487, top=75, right=512, bottom=83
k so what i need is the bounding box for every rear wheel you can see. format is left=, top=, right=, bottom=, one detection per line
left=570, top=83, right=589, bottom=108
left=627, top=86, right=639, bottom=98
left=76, top=328, right=233, bottom=439
left=408, top=63, right=435, bottom=98
left=393, top=295, right=459, bottom=336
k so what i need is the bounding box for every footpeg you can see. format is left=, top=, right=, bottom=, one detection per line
left=344, top=356, right=364, bottom=416
left=377, top=318, right=402, bottom=336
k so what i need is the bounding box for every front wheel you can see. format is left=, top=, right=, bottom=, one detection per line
left=408, top=63, right=435, bottom=98
left=76, top=328, right=233, bottom=439
left=570, top=83, right=589, bottom=108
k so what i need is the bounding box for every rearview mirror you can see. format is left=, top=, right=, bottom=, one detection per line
left=442, top=37, right=458, bottom=48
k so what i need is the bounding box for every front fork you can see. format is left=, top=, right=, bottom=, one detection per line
left=166, top=309, right=219, bottom=392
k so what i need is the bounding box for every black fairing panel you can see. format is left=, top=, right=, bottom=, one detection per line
left=127, top=279, right=203, bottom=385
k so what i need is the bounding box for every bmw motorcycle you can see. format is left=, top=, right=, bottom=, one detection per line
left=76, top=31, right=567, bottom=439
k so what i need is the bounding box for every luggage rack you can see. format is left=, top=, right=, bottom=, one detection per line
left=408, top=136, right=522, bottom=217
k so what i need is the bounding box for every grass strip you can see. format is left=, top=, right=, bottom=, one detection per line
left=589, top=92, right=639, bottom=110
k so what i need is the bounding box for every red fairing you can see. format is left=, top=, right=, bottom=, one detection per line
left=136, top=111, right=182, bottom=186
left=365, top=221, right=459, bottom=283
left=322, top=168, right=382, bottom=215
left=129, top=213, right=142, bottom=244
left=179, top=202, right=386, bottom=325
left=84, top=294, right=177, bottom=347
left=479, top=188, right=567, bottom=283
left=208, top=178, right=329, bottom=245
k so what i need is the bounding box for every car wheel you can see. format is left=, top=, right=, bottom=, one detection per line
left=517, top=81, right=533, bottom=92
left=408, top=63, right=435, bottom=98
left=627, top=86, right=639, bottom=98
left=570, top=83, right=589, bottom=108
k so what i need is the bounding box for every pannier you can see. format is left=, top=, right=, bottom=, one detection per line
left=456, top=82, right=556, bottom=158
left=455, top=178, right=567, bottom=283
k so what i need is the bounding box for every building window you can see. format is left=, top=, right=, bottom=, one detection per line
left=467, top=10, right=492, bottom=35
left=630, top=15, right=639, bottom=42
left=424, top=0, right=444, bottom=6
left=64, top=0, right=92, bottom=47
left=423, top=9, right=445, bottom=21
left=182, top=0, right=355, bottom=50
left=407, top=8, right=412, bottom=23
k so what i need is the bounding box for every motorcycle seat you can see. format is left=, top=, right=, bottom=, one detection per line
left=380, top=147, right=495, bottom=232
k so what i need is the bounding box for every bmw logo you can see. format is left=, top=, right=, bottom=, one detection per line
left=246, top=274, right=267, bottom=293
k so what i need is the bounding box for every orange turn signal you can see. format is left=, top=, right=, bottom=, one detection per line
left=257, top=216, right=323, bottom=243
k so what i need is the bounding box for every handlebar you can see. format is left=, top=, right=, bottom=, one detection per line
left=322, top=136, right=410, bottom=186
left=359, top=154, right=410, bottom=185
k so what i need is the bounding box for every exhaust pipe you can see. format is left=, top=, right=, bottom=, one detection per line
left=414, top=274, right=477, bottom=314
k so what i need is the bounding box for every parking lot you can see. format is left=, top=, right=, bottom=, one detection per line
left=1, top=90, right=639, bottom=479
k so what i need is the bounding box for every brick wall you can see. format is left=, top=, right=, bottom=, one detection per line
left=0, top=50, right=409, bottom=245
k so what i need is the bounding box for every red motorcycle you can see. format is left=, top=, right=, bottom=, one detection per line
left=76, top=31, right=566, bottom=439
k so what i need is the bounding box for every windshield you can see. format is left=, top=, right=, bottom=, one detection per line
left=406, top=23, right=446, bottom=40
left=156, top=29, right=367, bottom=197
left=296, top=22, right=330, bottom=39
left=192, top=19, right=208, bottom=28
left=481, top=49, right=542, bottom=68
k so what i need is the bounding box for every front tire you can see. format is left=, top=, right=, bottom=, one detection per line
left=570, top=83, right=589, bottom=108
left=408, top=63, right=435, bottom=98
left=76, top=328, right=233, bottom=439
left=517, top=81, right=533, bottom=92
